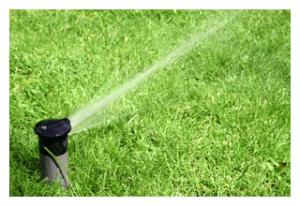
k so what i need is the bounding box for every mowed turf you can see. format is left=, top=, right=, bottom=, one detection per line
left=10, top=10, right=290, bottom=196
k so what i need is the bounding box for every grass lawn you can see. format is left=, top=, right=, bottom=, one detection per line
left=9, top=10, right=290, bottom=196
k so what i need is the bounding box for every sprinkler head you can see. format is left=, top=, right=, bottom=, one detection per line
left=34, top=118, right=71, bottom=188
left=34, top=118, right=71, bottom=155
left=34, top=118, right=71, bottom=138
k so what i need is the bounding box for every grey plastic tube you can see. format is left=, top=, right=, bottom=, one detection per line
left=40, top=152, right=69, bottom=188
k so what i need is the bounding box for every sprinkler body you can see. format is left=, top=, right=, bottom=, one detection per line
left=34, top=118, right=71, bottom=188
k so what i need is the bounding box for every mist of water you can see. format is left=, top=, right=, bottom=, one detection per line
left=69, top=14, right=236, bottom=134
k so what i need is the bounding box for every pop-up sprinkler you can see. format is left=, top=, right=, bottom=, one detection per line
left=34, top=118, right=71, bottom=188
left=32, top=15, right=234, bottom=189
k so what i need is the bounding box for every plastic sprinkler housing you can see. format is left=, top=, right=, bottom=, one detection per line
left=34, top=118, right=71, bottom=188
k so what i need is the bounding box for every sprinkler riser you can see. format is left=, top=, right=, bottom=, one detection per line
left=40, top=152, right=68, bottom=188
left=34, top=118, right=71, bottom=188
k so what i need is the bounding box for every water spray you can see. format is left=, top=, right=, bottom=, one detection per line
left=69, top=15, right=235, bottom=131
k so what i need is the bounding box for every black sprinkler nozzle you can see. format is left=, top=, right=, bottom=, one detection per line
left=34, top=118, right=71, bottom=139
left=34, top=118, right=71, bottom=156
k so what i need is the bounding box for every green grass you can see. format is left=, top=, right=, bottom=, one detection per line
left=9, top=10, right=290, bottom=196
